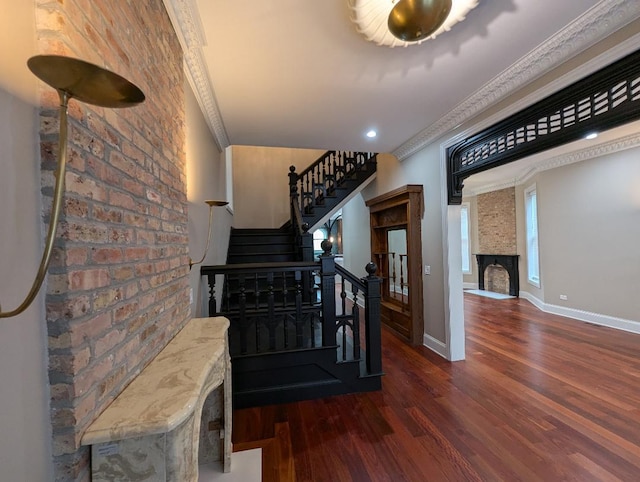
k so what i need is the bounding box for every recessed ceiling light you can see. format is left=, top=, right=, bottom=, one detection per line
left=585, top=132, right=598, bottom=140
left=366, top=130, right=377, bottom=138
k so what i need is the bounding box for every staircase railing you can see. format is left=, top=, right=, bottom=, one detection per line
left=289, top=150, right=377, bottom=230
left=201, top=243, right=382, bottom=376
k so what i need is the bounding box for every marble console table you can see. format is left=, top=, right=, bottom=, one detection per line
left=81, top=317, right=231, bottom=481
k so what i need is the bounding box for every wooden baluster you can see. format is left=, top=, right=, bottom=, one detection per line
left=339, top=276, right=347, bottom=362
left=289, top=165, right=299, bottom=222
left=225, top=275, right=231, bottom=312
left=282, top=273, right=289, bottom=349
left=352, top=286, right=360, bottom=360
left=295, top=270, right=303, bottom=348
left=267, top=272, right=276, bottom=351
left=282, top=271, right=288, bottom=309
left=238, top=275, right=247, bottom=354
left=399, top=254, right=406, bottom=307
left=254, top=272, right=259, bottom=311
left=391, top=252, right=397, bottom=298
left=207, top=274, right=216, bottom=316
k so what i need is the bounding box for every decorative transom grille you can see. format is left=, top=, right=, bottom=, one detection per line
left=446, top=48, right=640, bottom=204
left=460, top=78, right=640, bottom=169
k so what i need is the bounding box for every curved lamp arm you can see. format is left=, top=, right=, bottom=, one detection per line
left=0, top=55, right=144, bottom=319
left=0, top=91, right=70, bottom=318
left=189, top=200, right=228, bottom=270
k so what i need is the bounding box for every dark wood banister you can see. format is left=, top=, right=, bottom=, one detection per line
left=289, top=150, right=377, bottom=234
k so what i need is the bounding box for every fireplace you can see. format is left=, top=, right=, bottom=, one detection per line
left=475, top=254, right=520, bottom=297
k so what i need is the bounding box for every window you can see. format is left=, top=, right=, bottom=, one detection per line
left=312, top=229, right=327, bottom=253
left=460, top=203, right=471, bottom=274
left=525, top=184, right=540, bottom=287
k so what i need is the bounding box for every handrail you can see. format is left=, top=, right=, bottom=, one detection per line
left=296, top=150, right=336, bottom=180
left=202, top=261, right=317, bottom=274
left=335, top=264, right=366, bottom=293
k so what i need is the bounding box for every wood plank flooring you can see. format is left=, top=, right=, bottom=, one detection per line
left=232, top=294, right=640, bottom=481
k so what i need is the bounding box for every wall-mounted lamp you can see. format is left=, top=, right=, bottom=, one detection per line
left=189, top=200, right=228, bottom=270
left=0, top=55, right=145, bottom=319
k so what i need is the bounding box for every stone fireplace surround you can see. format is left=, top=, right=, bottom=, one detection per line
left=81, top=317, right=231, bottom=481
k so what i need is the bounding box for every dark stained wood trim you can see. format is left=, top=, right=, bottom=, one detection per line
left=366, top=185, right=424, bottom=345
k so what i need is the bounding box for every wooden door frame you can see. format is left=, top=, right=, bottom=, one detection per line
left=366, top=185, right=424, bottom=345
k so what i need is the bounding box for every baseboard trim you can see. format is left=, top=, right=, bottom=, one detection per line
left=423, top=333, right=448, bottom=359
left=519, top=291, right=640, bottom=335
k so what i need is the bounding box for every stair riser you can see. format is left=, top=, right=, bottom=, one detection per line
left=228, top=243, right=296, bottom=255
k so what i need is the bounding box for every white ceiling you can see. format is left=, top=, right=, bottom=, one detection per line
left=166, top=0, right=640, bottom=187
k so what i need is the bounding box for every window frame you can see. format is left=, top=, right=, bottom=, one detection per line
left=524, top=184, right=541, bottom=288
left=460, top=202, right=472, bottom=274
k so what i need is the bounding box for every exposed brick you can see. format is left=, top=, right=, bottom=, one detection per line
left=65, top=198, right=89, bottom=218
left=65, top=171, right=107, bottom=202
left=93, top=205, right=123, bottom=223
left=91, top=247, right=123, bottom=264
left=47, top=296, right=90, bottom=321
left=49, top=347, right=91, bottom=377
left=98, top=364, right=127, bottom=398
left=41, top=0, right=190, bottom=478
left=112, top=266, right=135, bottom=281
left=69, top=269, right=110, bottom=291
left=124, top=246, right=149, bottom=261
left=68, top=312, right=113, bottom=347
left=114, top=300, right=139, bottom=324
left=74, top=354, right=114, bottom=398
left=94, top=328, right=125, bottom=358
left=477, top=187, right=517, bottom=294
left=93, top=287, right=124, bottom=311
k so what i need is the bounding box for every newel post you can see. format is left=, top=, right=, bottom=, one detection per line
left=363, top=262, right=382, bottom=375
left=319, top=239, right=336, bottom=348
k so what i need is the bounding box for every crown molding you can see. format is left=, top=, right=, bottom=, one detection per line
left=464, top=180, right=516, bottom=198
left=163, top=0, right=229, bottom=150
left=464, top=131, right=640, bottom=197
left=394, top=0, right=640, bottom=161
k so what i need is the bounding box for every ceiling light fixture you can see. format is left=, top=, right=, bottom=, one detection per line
left=585, top=132, right=598, bottom=140
left=366, top=129, right=377, bottom=138
left=349, top=0, right=479, bottom=48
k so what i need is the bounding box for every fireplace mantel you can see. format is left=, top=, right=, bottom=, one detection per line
left=475, top=254, right=520, bottom=297
left=81, top=316, right=231, bottom=481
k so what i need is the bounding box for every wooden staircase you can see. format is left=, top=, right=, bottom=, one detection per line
left=227, top=227, right=298, bottom=264
left=203, top=149, right=381, bottom=408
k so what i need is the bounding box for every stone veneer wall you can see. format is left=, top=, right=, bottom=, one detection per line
left=36, top=1, right=188, bottom=479
left=477, top=187, right=516, bottom=294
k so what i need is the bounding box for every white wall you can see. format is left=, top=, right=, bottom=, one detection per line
left=231, top=146, right=325, bottom=228
left=185, top=80, right=232, bottom=317
left=0, top=1, right=53, bottom=479
left=341, top=193, right=371, bottom=278
left=529, top=150, right=640, bottom=323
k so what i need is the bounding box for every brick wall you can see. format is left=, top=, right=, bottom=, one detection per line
left=36, top=1, right=188, bottom=479
left=477, top=187, right=516, bottom=294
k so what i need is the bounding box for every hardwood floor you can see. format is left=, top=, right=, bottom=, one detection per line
left=232, top=294, right=640, bottom=481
